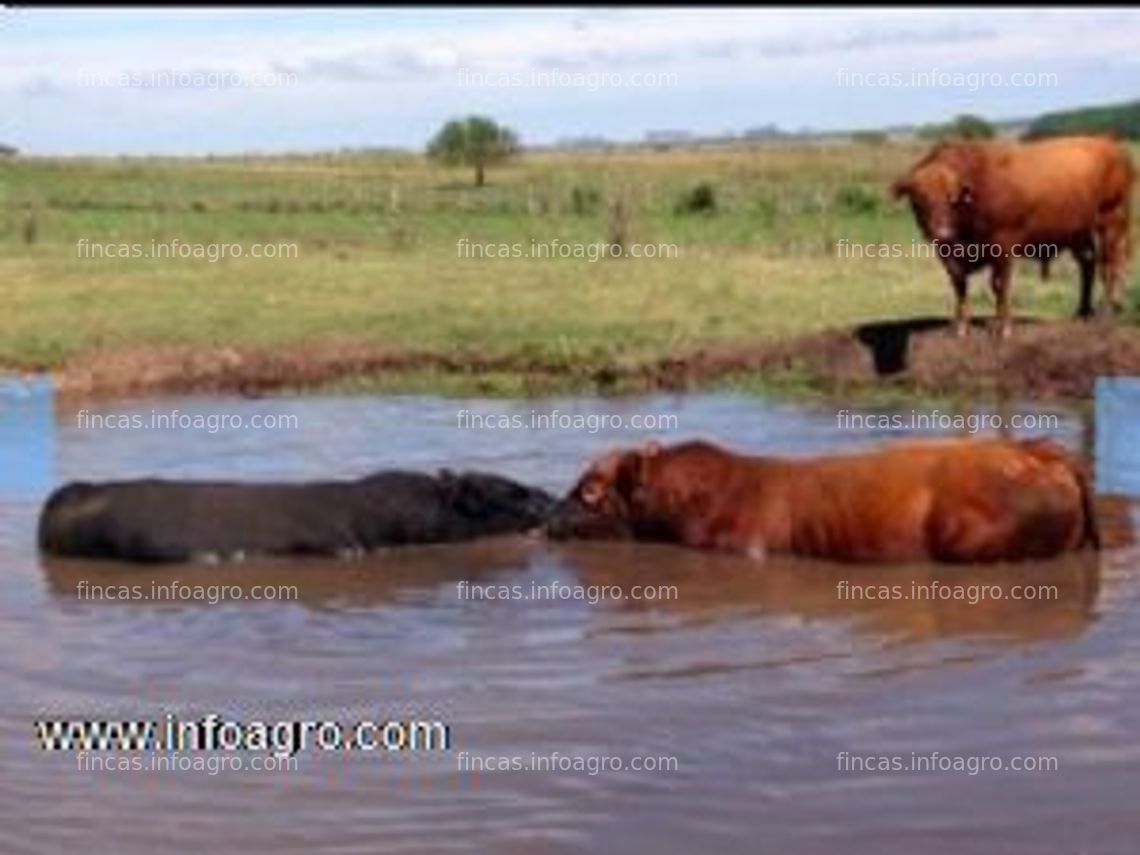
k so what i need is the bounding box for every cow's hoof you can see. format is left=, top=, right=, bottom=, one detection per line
left=1094, top=303, right=1122, bottom=320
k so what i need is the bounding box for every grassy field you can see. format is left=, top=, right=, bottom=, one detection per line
left=1, top=141, right=1137, bottom=393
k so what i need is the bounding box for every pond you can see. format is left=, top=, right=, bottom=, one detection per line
left=2, top=390, right=1138, bottom=854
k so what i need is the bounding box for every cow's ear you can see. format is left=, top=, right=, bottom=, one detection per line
left=628, top=442, right=661, bottom=491
left=439, top=470, right=472, bottom=505
left=579, top=477, right=607, bottom=507
left=443, top=472, right=492, bottom=516
left=889, top=178, right=910, bottom=201
left=613, top=450, right=647, bottom=502
left=636, top=441, right=662, bottom=482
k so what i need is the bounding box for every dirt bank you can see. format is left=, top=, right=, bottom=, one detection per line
left=15, top=317, right=1140, bottom=401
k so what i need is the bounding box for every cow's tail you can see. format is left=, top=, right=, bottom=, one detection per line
left=1074, top=458, right=1101, bottom=551
left=1021, top=440, right=1100, bottom=551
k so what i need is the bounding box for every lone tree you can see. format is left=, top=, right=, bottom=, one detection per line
left=918, top=114, right=996, bottom=142
left=427, top=116, right=519, bottom=187
left=948, top=114, right=995, bottom=140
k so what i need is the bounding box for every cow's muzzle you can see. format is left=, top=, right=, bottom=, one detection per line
left=543, top=496, right=633, bottom=541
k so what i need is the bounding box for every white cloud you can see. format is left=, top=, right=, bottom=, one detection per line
left=3, top=8, right=1138, bottom=154
left=9, top=8, right=1138, bottom=96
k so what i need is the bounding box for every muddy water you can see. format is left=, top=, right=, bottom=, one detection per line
left=2, top=392, right=1139, bottom=854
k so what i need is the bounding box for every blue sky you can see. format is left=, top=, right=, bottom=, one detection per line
left=2, top=6, right=1138, bottom=155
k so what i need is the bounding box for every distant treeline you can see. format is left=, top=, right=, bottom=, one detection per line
left=1023, top=100, right=1140, bottom=140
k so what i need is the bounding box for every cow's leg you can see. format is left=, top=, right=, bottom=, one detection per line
left=1099, top=207, right=1130, bottom=316
left=988, top=256, right=1014, bottom=338
left=927, top=467, right=1088, bottom=562
left=927, top=496, right=1079, bottom=562
left=950, top=273, right=970, bottom=336
left=1074, top=238, right=1096, bottom=320
left=927, top=503, right=1015, bottom=563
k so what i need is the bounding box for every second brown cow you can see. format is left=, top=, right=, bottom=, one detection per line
left=891, top=135, right=1133, bottom=338
left=547, top=438, right=1098, bottom=564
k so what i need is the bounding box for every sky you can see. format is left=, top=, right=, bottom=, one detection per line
left=2, top=6, right=1139, bottom=155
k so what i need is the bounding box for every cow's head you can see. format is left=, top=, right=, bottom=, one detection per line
left=545, top=441, right=664, bottom=540
left=891, top=161, right=974, bottom=243
left=440, top=470, right=556, bottom=532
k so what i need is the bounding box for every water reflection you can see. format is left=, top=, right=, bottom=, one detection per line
left=41, top=532, right=1110, bottom=646
left=553, top=543, right=1102, bottom=645
left=39, top=536, right=543, bottom=611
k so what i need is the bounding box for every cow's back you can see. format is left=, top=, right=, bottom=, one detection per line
left=970, top=137, right=1130, bottom=231
left=778, top=438, right=1094, bottom=562
left=38, top=478, right=369, bottom=561
left=923, top=438, right=1093, bottom=561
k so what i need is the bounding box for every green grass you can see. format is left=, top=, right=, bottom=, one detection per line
left=1, top=142, right=1137, bottom=381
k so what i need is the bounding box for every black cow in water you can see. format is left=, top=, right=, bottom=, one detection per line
left=38, top=470, right=555, bottom=563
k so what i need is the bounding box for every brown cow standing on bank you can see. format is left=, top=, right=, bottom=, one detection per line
left=546, top=438, right=1098, bottom=564
left=891, top=136, right=1133, bottom=338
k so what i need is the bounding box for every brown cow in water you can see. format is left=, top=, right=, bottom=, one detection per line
left=546, top=438, right=1098, bottom=564
left=891, top=135, right=1133, bottom=338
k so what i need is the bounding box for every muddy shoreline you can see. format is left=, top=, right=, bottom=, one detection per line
left=5, top=317, right=1139, bottom=401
